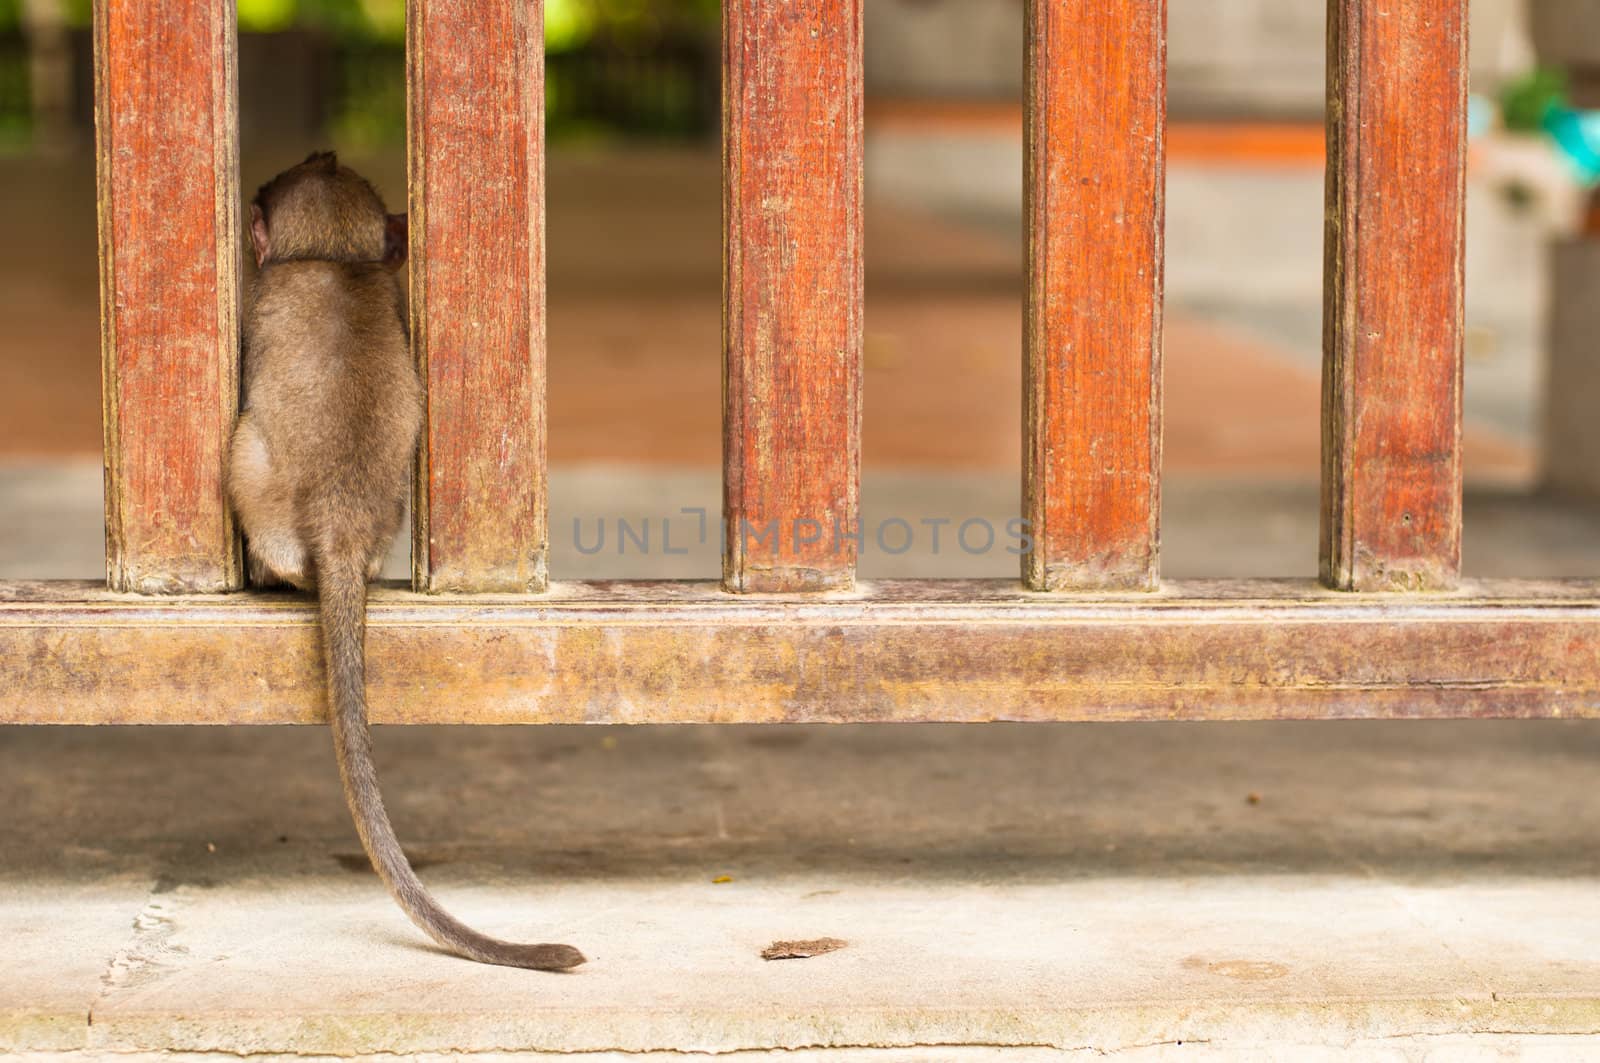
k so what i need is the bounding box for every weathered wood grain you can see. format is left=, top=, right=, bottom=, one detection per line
left=408, top=0, right=547, bottom=592
left=1023, top=0, right=1166, bottom=592
left=95, top=0, right=241, bottom=593
left=1322, top=0, right=1467, bottom=591
left=723, top=0, right=864, bottom=593
left=5, top=579, right=1599, bottom=724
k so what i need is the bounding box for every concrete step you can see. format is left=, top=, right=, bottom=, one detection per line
left=5, top=722, right=1600, bottom=1057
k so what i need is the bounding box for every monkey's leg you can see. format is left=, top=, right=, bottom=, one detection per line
left=248, top=541, right=311, bottom=590
left=230, top=415, right=311, bottom=588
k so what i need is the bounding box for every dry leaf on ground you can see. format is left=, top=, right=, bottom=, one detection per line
left=761, top=937, right=848, bottom=961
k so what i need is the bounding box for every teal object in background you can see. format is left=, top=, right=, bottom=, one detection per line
left=1495, top=66, right=1600, bottom=184
left=1468, top=94, right=1495, bottom=139
left=1544, top=104, right=1600, bottom=183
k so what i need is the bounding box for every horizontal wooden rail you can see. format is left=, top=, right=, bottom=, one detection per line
left=4, top=580, right=1598, bottom=725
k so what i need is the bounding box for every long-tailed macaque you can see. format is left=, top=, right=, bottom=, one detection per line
left=228, top=152, right=584, bottom=972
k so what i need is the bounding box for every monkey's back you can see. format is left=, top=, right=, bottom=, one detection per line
left=240, top=260, right=422, bottom=557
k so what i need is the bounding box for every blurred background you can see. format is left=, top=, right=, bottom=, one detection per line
left=2, top=0, right=1598, bottom=581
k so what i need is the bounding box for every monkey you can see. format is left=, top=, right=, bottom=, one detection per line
left=227, top=152, right=584, bottom=972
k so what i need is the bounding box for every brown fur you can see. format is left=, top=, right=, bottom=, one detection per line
left=228, top=152, right=584, bottom=972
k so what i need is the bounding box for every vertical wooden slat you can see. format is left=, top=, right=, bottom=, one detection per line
left=408, top=0, right=547, bottom=593
left=723, top=0, right=863, bottom=594
left=1023, top=0, right=1166, bottom=592
left=95, top=0, right=241, bottom=594
left=1322, top=0, right=1467, bottom=592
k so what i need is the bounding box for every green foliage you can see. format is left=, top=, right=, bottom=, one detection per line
left=327, top=43, right=406, bottom=150
left=0, top=4, right=28, bottom=153
left=238, top=0, right=298, bottom=32
left=234, top=0, right=716, bottom=46
left=60, top=0, right=91, bottom=29
left=27, top=0, right=720, bottom=44
left=549, top=0, right=719, bottom=52
left=0, top=34, right=28, bottom=152
left=277, top=0, right=404, bottom=41
left=15, top=0, right=720, bottom=149
left=1500, top=67, right=1568, bottom=134
left=546, top=0, right=596, bottom=51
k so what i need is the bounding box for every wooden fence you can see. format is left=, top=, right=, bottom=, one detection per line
left=6, top=0, right=1599, bottom=725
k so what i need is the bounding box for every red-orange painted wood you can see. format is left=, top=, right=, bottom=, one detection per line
left=408, top=0, right=547, bottom=592
left=1024, top=0, right=1166, bottom=591
left=95, top=0, right=241, bottom=594
left=723, top=0, right=863, bottom=593
left=1322, top=0, right=1467, bottom=591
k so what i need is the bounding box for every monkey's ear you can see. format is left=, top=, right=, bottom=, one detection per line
left=249, top=203, right=271, bottom=268
left=383, top=213, right=408, bottom=270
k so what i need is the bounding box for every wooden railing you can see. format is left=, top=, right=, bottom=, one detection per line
left=7, top=0, right=1598, bottom=726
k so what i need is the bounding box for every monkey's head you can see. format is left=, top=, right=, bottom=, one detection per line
left=250, top=151, right=406, bottom=270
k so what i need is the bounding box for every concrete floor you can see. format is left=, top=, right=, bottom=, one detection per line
left=4, top=721, right=1600, bottom=1058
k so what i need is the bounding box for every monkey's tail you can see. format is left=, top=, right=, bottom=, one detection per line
left=316, top=553, right=586, bottom=971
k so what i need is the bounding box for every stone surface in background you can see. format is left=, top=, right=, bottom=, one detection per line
left=5, top=464, right=1596, bottom=582
left=0, top=151, right=1537, bottom=481
left=1544, top=240, right=1600, bottom=497
left=866, top=0, right=1523, bottom=117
